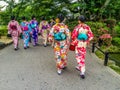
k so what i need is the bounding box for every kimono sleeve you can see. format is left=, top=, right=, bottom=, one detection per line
left=16, top=21, right=22, bottom=34
left=71, top=26, right=79, bottom=41
left=28, top=24, right=32, bottom=32
left=65, top=25, right=70, bottom=40
left=87, top=26, right=94, bottom=42
left=7, top=21, right=11, bottom=34
left=48, top=25, right=55, bottom=41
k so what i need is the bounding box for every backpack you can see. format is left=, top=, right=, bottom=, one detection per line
left=10, top=22, right=17, bottom=30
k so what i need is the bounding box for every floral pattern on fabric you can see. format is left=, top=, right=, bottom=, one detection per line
left=49, top=23, right=70, bottom=69
left=8, top=20, right=22, bottom=48
left=71, top=24, right=93, bottom=73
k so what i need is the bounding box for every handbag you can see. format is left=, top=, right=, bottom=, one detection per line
left=69, top=44, right=75, bottom=51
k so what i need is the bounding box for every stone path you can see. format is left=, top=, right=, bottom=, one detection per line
left=0, top=38, right=120, bottom=90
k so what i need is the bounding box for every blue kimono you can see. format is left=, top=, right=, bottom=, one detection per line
left=29, top=20, right=39, bottom=46
left=21, top=21, right=31, bottom=48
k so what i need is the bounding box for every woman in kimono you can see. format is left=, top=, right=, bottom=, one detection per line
left=20, top=16, right=31, bottom=49
left=7, top=16, right=22, bottom=50
left=29, top=16, right=39, bottom=46
left=39, top=17, right=50, bottom=47
left=71, top=15, right=93, bottom=79
left=49, top=14, right=70, bottom=75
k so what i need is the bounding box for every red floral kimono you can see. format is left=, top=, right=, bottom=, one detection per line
left=71, top=23, right=93, bottom=75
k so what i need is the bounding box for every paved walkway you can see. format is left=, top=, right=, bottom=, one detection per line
left=0, top=38, right=120, bottom=90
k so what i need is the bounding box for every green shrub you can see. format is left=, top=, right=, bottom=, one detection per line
left=67, top=20, right=78, bottom=31
left=113, top=25, right=120, bottom=36
left=112, top=37, right=120, bottom=46
left=86, top=22, right=109, bottom=36
left=104, top=19, right=116, bottom=29
left=109, top=65, right=120, bottom=74
left=95, top=50, right=104, bottom=60
left=0, top=25, right=7, bottom=36
left=105, top=45, right=120, bottom=52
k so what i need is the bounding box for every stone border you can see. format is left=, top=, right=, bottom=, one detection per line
left=0, top=41, right=13, bottom=50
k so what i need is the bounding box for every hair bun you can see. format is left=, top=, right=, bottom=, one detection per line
left=57, top=14, right=64, bottom=22
left=78, top=15, right=86, bottom=22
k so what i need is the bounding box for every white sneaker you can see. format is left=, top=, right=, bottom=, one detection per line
left=57, top=69, right=62, bottom=75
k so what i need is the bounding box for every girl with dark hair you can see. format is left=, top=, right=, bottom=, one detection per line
left=49, top=14, right=70, bottom=75
left=7, top=16, right=22, bottom=50
left=29, top=15, right=39, bottom=46
left=20, top=16, right=31, bottom=49
left=39, top=16, right=50, bottom=47
left=70, top=15, right=93, bottom=79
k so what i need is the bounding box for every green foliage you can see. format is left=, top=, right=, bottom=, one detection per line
left=104, top=19, right=116, bottom=29
left=102, top=38, right=112, bottom=46
left=109, top=54, right=120, bottom=67
left=113, top=25, right=120, bottom=36
left=86, top=22, right=108, bottom=36
left=95, top=50, right=104, bottom=60
left=1, top=0, right=120, bottom=24
left=0, top=25, right=7, bottom=36
left=105, top=45, right=120, bottom=52
left=112, top=37, right=120, bottom=46
left=109, top=65, right=120, bottom=74
left=67, top=20, right=78, bottom=31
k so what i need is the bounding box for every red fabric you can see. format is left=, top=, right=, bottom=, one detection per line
left=23, top=26, right=28, bottom=31
left=69, top=44, right=75, bottom=51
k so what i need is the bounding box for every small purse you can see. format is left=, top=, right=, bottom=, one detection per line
left=69, top=44, right=75, bottom=51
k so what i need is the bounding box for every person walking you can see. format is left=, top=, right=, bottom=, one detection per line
left=20, top=16, right=31, bottom=49
left=39, top=16, right=50, bottom=47
left=49, top=14, right=70, bottom=75
left=7, top=16, right=22, bottom=50
left=29, top=15, right=39, bottom=46
left=70, top=15, right=93, bottom=79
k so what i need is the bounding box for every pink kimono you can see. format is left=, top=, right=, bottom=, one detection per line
left=71, top=24, right=93, bottom=75
left=8, top=20, right=22, bottom=49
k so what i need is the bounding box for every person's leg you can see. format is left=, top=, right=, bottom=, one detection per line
left=32, top=30, right=36, bottom=46
left=35, top=29, right=39, bottom=45
left=13, top=36, right=19, bottom=50
left=75, top=47, right=86, bottom=79
left=26, top=33, right=30, bottom=48
left=44, top=33, right=48, bottom=46
left=54, top=43, right=63, bottom=75
left=25, top=32, right=30, bottom=48
left=23, top=33, right=27, bottom=49
left=42, top=31, right=47, bottom=47
left=60, top=42, right=68, bottom=68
